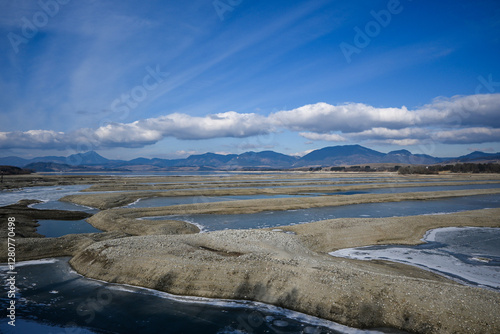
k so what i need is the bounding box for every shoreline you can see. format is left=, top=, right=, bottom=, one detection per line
left=2, top=173, right=500, bottom=333
left=62, top=180, right=500, bottom=209
left=3, top=171, right=499, bottom=192
left=2, top=208, right=499, bottom=333
left=83, top=188, right=500, bottom=236
left=69, top=209, right=500, bottom=333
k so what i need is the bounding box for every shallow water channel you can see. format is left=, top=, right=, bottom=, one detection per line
left=144, top=194, right=500, bottom=232
left=2, top=179, right=499, bottom=333
left=0, top=258, right=404, bottom=334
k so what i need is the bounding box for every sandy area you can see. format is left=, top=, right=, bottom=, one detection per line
left=2, top=173, right=500, bottom=333
left=69, top=209, right=500, bottom=333
left=62, top=180, right=500, bottom=209
left=2, top=208, right=499, bottom=333
left=81, top=189, right=500, bottom=235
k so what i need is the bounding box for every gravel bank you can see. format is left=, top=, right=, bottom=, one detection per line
left=70, top=209, right=500, bottom=333
left=83, top=189, right=500, bottom=236
left=62, top=180, right=500, bottom=209
left=3, top=173, right=500, bottom=333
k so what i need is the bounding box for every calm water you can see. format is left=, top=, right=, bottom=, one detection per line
left=0, top=258, right=400, bottom=334
left=36, top=219, right=102, bottom=237
left=126, top=184, right=500, bottom=209
left=145, top=194, right=500, bottom=232
left=330, top=227, right=500, bottom=290
left=2, top=179, right=499, bottom=333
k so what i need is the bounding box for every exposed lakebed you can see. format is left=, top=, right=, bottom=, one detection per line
left=143, top=193, right=500, bottom=232
left=0, top=258, right=399, bottom=334
left=2, top=173, right=500, bottom=333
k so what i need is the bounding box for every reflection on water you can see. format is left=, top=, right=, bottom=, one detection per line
left=0, top=258, right=398, bottom=334
left=145, top=194, right=500, bottom=232
left=330, top=227, right=500, bottom=290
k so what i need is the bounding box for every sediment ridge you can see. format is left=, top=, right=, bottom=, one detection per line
left=82, top=188, right=500, bottom=236
left=69, top=208, right=500, bottom=334
left=3, top=173, right=500, bottom=333
left=3, top=204, right=500, bottom=333
left=62, top=180, right=500, bottom=210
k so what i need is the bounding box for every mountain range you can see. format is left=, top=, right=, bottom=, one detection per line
left=1, top=145, right=499, bottom=172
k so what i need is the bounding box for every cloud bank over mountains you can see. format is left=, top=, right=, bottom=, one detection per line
left=1, top=93, right=499, bottom=150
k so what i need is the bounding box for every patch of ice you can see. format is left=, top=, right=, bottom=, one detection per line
left=0, top=258, right=58, bottom=269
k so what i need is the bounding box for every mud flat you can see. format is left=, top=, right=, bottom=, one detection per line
left=77, top=177, right=494, bottom=192
left=0, top=231, right=129, bottom=262
left=274, top=207, right=500, bottom=252
left=69, top=208, right=500, bottom=334
left=0, top=174, right=117, bottom=190
left=0, top=200, right=92, bottom=238
left=62, top=180, right=500, bottom=209
left=3, top=173, right=500, bottom=333
left=4, top=172, right=499, bottom=192
left=82, top=188, right=500, bottom=235
left=2, top=204, right=499, bottom=332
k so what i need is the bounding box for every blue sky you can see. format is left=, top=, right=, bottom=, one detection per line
left=1, top=0, right=500, bottom=160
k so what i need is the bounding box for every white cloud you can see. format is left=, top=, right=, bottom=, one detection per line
left=347, top=127, right=429, bottom=140
left=270, top=94, right=500, bottom=134
left=0, top=130, right=67, bottom=149
left=0, top=111, right=272, bottom=150
left=432, top=127, right=500, bottom=144
left=172, top=150, right=199, bottom=158
left=373, top=139, right=423, bottom=146
left=270, top=102, right=417, bottom=133
left=1, top=93, right=500, bottom=150
left=299, top=132, right=347, bottom=142
left=140, top=111, right=272, bottom=140
left=416, top=94, right=500, bottom=127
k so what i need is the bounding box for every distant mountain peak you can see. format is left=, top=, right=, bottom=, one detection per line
left=67, top=151, right=109, bottom=165
left=387, top=149, right=412, bottom=156
left=3, top=145, right=499, bottom=170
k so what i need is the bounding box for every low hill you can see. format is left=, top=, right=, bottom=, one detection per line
left=0, top=165, right=33, bottom=175
left=4, top=145, right=500, bottom=170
